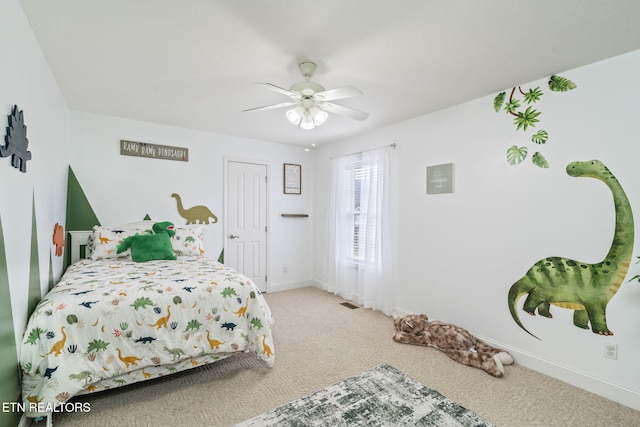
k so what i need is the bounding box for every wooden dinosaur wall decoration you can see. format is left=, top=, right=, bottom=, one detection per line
left=171, top=193, right=218, bottom=225
left=1, top=105, right=32, bottom=173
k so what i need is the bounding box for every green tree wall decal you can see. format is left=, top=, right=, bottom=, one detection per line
left=28, top=193, right=41, bottom=318
left=0, top=216, right=21, bottom=427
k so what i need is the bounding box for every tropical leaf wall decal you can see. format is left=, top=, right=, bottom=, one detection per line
left=626, top=257, right=640, bottom=284
left=531, top=130, right=548, bottom=145
left=548, top=75, right=578, bottom=92
left=506, top=146, right=528, bottom=166
left=494, top=75, right=576, bottom=168
left=531, top=152, right=549, bottom=168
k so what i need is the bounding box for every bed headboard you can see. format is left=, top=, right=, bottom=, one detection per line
left=68, top=231, right=92, bottom=264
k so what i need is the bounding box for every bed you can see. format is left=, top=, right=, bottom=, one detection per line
left=19, top=221, right=275, bottom=421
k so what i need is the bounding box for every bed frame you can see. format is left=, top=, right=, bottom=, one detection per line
left=68, top=231, right=92, bottom=264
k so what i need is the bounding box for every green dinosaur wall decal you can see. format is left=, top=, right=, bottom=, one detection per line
left=494, top=75, right=577, bottom=168
left=508, top=160, right=634, bottom=339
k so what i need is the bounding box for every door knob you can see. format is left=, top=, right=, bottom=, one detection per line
left=229, top=234, right=240, bottom=239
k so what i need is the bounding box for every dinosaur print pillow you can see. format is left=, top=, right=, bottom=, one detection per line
left=172, top=226, right=205, bottom=256
left=87, top=222, right=205, bottom=260
left=86, top=225, right=145, bottom=260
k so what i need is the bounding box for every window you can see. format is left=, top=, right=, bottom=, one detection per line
left=324, top=144, right=396, bottom=315
left=351, top=155, right=379, bottom=263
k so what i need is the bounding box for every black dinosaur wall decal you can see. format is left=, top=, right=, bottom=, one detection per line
left=1, top=105, right=32, bottom=172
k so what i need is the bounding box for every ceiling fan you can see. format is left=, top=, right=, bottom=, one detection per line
left=243, top=61, right=369, bottom=130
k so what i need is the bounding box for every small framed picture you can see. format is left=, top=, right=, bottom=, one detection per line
left=426, top=163, right=455, bottom=194
left=284, top=163, right=301, bottom=194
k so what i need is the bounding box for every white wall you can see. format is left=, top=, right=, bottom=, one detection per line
left=313, top=50, right=640, bottom=409
left=0, top=3, right=69, bottom=423
left=68, top=111, right=314, bottom=292
left=0, top=0, right=70, bottom=344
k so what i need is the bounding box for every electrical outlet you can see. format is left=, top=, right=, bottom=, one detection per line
left=283, top=266, right=288, bottom=274
left=603, top=342, right=618, bottom=360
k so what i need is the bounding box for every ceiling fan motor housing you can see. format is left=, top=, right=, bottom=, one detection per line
left=289, top=81, right=325, bottom=96
left=289, top=61, right=324, bottom=95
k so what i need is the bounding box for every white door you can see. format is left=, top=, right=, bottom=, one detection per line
left=225, top=160, right=268, bottom=292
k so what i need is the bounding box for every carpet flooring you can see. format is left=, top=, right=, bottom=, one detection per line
left=44, top=286, right=640, bottom=427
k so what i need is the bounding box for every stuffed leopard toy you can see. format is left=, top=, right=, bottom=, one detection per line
left=393, top=314, right=514, bottom=377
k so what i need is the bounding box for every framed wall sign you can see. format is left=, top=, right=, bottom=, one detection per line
left=426, top=163, right=455, bottom=194
left=284, top=163, right=301, bottom=194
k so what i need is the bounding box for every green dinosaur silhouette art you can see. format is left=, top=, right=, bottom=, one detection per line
left=508, top=160, right=634, bottom=339
left=171, top=193, right=218, bottom=225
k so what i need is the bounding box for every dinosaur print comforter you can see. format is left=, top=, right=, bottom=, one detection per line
left=20, top=257, right=275, bottom=418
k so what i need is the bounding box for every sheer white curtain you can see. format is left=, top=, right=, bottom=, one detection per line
left=323, top=145, right=396, bottom=315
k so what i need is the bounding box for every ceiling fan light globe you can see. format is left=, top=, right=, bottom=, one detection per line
left=313, top=109, right=328, bottom=126
left=300, top=112, right=316, bottom=130
left=286, top=108, right=302, bottom=125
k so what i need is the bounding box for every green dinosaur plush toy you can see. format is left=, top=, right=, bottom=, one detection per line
left=116, top=221, right=177, bottom=262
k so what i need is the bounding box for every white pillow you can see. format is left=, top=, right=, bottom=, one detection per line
left=87, top=221, right=205, bottom=260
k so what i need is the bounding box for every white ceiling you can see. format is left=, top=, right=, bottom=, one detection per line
left=19, top=0, right=640, bottom=147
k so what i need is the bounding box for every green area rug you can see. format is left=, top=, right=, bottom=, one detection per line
left=236, top=364, right=493, bottom=426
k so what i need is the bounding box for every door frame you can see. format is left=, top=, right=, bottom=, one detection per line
left=223, top=156, right=270, bottom=292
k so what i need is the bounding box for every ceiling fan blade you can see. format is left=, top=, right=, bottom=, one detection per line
left=255, top=82, right=301, bottom=99
left=314, top=86, right=363, bottom=101
left=243, top=101, right=298, bottom=113
left=319, top=102, right=369, bottom=121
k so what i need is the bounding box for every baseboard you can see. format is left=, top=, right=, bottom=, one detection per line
left=392, top=306, right=639, bottom=411
left=267, top=279, right=314, bottom=293
left=392, top=306, right=414, bottom=318
left=475, top=335, right=640, bottom=411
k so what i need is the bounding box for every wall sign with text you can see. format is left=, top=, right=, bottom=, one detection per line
left=120, top=140, right=188, bottom=162
left=426, top=163, right=454, bottom=194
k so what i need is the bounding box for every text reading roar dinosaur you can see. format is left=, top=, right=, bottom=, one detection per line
left=508, top=160, right=634, bottom=339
